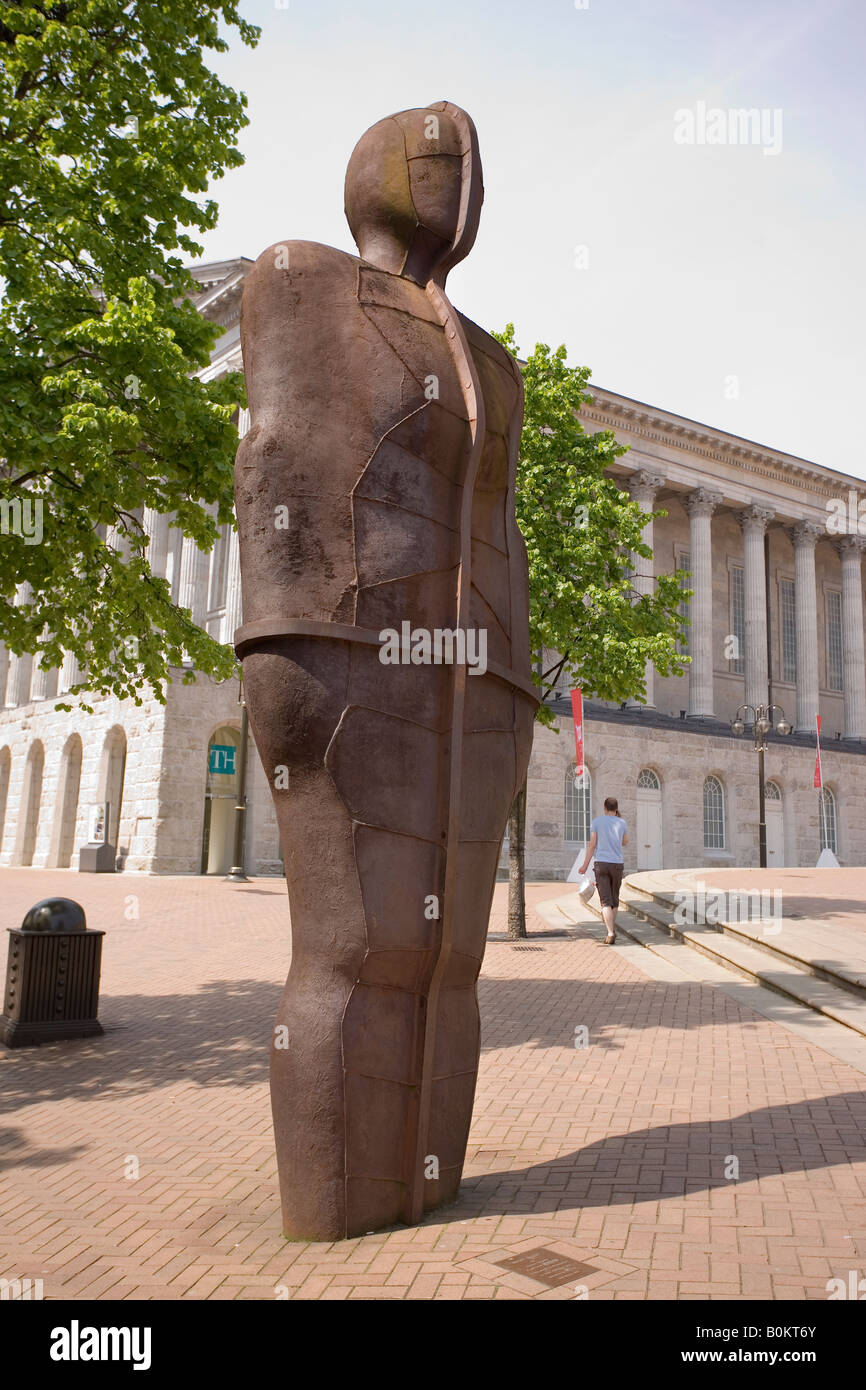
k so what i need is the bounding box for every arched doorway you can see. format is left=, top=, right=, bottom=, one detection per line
left=57, top=735, right=83, bottom=868
left=20, top=742, right=44, bottom=866
left=636, top=768, right=663, bottom=870
left=100, top=727, right=127, bottom=860
left=764, top=781, right=784, bottom=868
left=201, top=725, right=241, bottom=874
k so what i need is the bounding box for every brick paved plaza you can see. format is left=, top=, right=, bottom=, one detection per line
left=1, top=869, right=865, bottom=1301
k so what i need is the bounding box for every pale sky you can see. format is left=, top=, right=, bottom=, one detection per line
left=197, top=0, right=866, bottom=477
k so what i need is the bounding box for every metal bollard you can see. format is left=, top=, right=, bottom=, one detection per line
left=0, top=899, right=105, bottom=1048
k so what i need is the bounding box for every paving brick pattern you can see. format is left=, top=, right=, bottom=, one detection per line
left=0, top=869, right=864, bottom=1300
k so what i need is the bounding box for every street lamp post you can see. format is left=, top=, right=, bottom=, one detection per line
left=731, top=703, right=792, bottom=867
left=224, top=674, right=250, bottom=883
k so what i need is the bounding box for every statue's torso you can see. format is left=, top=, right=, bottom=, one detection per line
left=235, top=241, right=528, bottom=677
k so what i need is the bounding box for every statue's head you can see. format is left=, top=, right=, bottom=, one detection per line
left=345, top=101, right=483, bottom=288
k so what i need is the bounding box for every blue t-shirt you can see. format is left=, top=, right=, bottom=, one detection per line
left=591, top=814, right=626, bottom=864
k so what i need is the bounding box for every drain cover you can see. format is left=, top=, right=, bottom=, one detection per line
left=511, top=944, right=544, bottom=952
left=494, top=1246, right=598, bottom=1287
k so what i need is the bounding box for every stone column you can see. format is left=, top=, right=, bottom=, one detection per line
left=177, top=534, right=208, bottom=627
left=738, top=506, right=773, bottom=712
left=793, top=521, right=822, bottom=734
left=627, top=470, right=664, bottom=708
left=30, top=643, right=58, bottom=702
left=0, top=644, right=9, bottom=708
left=839, top=536, right=866, bottom=740
left=223, top=524, right=243, bottom=649
left=5, top=584, right=33, bottom=707
left=177, top=533, right=208, bottom=665
left=59, top=648, right=80, bottom=694
left=684, top=489, right=723, bottom=718
left=142, top=508, right=169, bottom=579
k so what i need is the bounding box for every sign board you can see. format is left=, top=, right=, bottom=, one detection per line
left=209, top=744, right=236, bottom=776
left=88, top=803, right=108, bottom=845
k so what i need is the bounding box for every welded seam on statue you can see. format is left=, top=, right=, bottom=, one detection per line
left=408, top=275, right=485, bottom=1223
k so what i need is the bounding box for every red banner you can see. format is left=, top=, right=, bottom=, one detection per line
left=570, top=688, right=584, bottom=776
left=814, top=714, right=823, bottom=790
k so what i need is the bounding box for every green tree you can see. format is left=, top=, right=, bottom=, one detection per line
left=0, top=1, right=260, bottom=707
left=494, top=327, right=690, bottom=938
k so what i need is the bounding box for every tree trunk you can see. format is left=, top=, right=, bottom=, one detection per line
left=507, top=778, right=527, bottom=940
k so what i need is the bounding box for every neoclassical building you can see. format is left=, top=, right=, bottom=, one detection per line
left=1, top=256, right=864, bottom=877
left=526, top=391, right=866, bottom=878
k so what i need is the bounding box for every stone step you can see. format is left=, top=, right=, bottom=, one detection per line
left=555, top=890, right=866, bottom=1040
left=623, top=878, right=866, bottom=1002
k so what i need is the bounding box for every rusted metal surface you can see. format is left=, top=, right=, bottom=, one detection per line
left=235, top=102, right=535, bottom=1239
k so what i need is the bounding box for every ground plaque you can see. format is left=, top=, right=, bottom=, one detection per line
left=494, top=1247, right=599, bottom=1287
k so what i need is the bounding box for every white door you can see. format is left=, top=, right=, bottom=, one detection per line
left=765, top=802, right=784, bottom=867
left=636, top=783, right=663, bottom=870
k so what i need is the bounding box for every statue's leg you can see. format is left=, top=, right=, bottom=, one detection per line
left=243, top=641, right=369, bottom=1240
left=243, top=644, right=532, bottom=1238
left=243, top=640, right=447, bottom=1238
left=419, top=681, right=536, bottom=1212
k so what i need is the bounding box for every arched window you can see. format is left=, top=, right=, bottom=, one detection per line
left=637, top=768, right=661, bottom=791
left=703, top=776, right=725, bottom=850
left=565, top=763, right=591, bottom=844
left=764, top=781, right=781, bottom=801
left=820, top=788, right=837, bottom=854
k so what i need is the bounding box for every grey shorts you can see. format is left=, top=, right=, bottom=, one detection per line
left=595, top=861, right=624, bottom=909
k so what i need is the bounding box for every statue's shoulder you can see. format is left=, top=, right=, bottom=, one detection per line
left=458, top=305, right=525, bottom=391
left=244, top=239, right=360, bottom=300
left=457, top=310, right=524, bottom=388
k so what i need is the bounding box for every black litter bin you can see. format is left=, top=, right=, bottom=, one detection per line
left=0, top=898, right=105, bottom=1048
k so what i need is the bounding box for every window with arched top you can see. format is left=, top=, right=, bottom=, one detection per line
left=703, top=776, right=725, bottom=850
left=764, top=781, right=782, bottom=801
left=565, top=763, right=592, bottom=844
left=820, top=788, right=837, bottom=854
left=637, top=768, right=661, bottom=791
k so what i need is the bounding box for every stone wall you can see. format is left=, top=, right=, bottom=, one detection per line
left=0, top=670, right=284, bottom=877
left=522, top=712, right=865, bottom=879
left=0, top=685, right=168, bottom=871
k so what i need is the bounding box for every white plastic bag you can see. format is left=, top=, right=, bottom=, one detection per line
left=574, top=871, right=596, bottom=903
left=567, top=853, right=596, bottom=902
